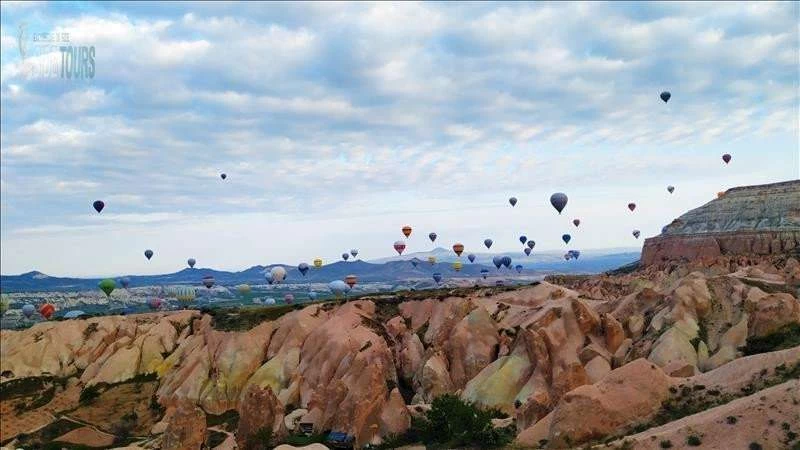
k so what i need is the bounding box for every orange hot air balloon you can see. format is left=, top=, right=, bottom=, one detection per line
left=345, top=274, right=358, bottom=288
left=717, top=191, right=725, bottom=198
left=452, top=243, right=464, bottom=256
left=401, top=225, right=412, bottom=238
left=38, top=303, right=55, bottom=320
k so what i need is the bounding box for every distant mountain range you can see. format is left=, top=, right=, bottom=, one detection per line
left=0, top=248, right=639, bottom=293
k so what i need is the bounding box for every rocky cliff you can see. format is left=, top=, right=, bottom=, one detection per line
left=642, top=180, right=800, bottom=267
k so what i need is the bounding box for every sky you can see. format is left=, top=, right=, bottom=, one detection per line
left=1, top=1, right=798, bottom=277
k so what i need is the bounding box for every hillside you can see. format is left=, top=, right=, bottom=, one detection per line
left=643, top=180, right=800, bottom=266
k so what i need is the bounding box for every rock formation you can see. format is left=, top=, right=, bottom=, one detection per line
left=642, top=180, right=800, bottom=267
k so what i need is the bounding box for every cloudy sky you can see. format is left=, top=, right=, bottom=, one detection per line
left=1, top=1, right=798, bottom=277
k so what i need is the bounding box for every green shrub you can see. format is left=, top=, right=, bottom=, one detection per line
left=660, top=440, right=673, bottom=448
left=410, top=394, right=514, bottom=449
left=743, top=323, right=800, bottom=355
left=687, top=435, right=702, bottom=446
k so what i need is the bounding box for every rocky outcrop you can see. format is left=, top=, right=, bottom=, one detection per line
left=642, top=180, right=800, bottom=267
left=236, top=384, right=286, bottom=449
left=161, top=403, right=207, bottom=450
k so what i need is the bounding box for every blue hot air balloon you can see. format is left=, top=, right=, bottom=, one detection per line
left=527, top=240, right=535, bottom=249
left=467, top=254, right=476, bottom=263
left=524, top=247, right=532, bottom=256
left=432, top=273, right=443, bottom=283
left=502, top=256, right=512, bottom=269
left=519, top=235, right=527, bottom=245
left=144, top=249, right=154, bottom=260
left=509, top=197, right=518, bottom=207
left=660, top=91, right=671, bottom=103
left=484, top=239, right=493, bottom=249
left=64, top=310, right=87, bottom=319
left=22, top=304, right=35, bottom=318
left=562, top=234, right=571, bottom=244
left=550, top=193, right=568, bottom=214
left=187, top=258, right=196, bottom=268
left=328, top=280, right=348, bottom=296
left=298, top=263, right=309, bottom=276
left=265, top=271, right=274, bottom=285
left=429, top=232, right=437, bottom=242
left=342, top=253, right=350, bottom=262
left=120, top=277, right=130, bottom=289
left=480, top=269, right=489, bottom=279
left=411, top=260, right=419, bottom=268
left=515, top=264, right=523, bottom=273
left=492, top=256, right=503, bottom=269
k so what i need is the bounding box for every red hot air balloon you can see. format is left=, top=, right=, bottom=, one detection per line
left=722, top=154, right=731, bottom=164
left=452, top=243, right=464, bottom=256
left=345, top=274, right=357, bottom=288
left=573, top=219, right=580, bottom=227
left=39, top=303, right=56, bottom=320
left=628, top=203, right=636, bottom=212
left=401, top=225, right=412, bottom=238
left=393, top=241, right=406, bottom=255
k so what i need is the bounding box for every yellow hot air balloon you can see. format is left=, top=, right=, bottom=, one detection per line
left=313, top=258, right=323, bottom=268
left=176, top=286, right=196, bottom=304
left=427, top=256, right=436, bottom=265
left=452, top=261, right=463, bottom=272
left=237, top=284, right=251, bottom=295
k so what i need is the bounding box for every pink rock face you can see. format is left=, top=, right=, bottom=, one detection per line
left=236, top=384, right=286, bottom=449
left=747, top=292, right=800, bottom=337
left=161, top=403, right=207, bottom=450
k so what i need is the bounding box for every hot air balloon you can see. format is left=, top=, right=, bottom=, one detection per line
left=480, top=269, right=489, bottom=279
left=633, top=230, right=641, bottom=239
left=98, top=279, right=116, bottom=297
left=660, top=91, right=671, bottom=103
left=61, top=310, right=84, bottom=320
left=350, top=249, right=358, bottom=258
left=628, top=203, right=636, bottom=212
left=264, top=297, right=276, bottom=305
left=394, top=241, right=407, bottom=255
left=429, top=232, right=437, bottom=243
left=308, top=291, right=318, bottom=301
left=452, top=243, right=464, bottom=256
left=144, top=249, right=154, bottom=260
left=402, top=225, right=412, bottom=238
left=564, top=253, right=571, bottom=260
left=345, top=274, right=358, bottom=288
left=722, top=154, right=731, bottom=164
left=527, top=240, right=535, bottom=249
left=271, top=266, right=287, bottom=284
left=188, top=258, right=196, bottom=268
left=411, top=260, right=419, bottom=268
left=284, top=293, right=295, bottom=304
left=221, top=173, right=227, bottom=180
left=573, top=250, right=581, bottom=259
left=550, top=193, right=568, bottom=214
left=717, top=191, right=725, bottom=198
left=515, top=264, right=523, bottom=273
left=148, top=298, right=163, bottom=310
left=467, top=254, right=476, bottom=263
left=298, top=263, right=309, bottom=276
left=452, top=261, right=463, bottom=272
left=237, top=284, right=251, bottom=295
left=573, top=219, right=580, bottom=227
left=328, top=280, right=348, bottom=297
left=428, top=256, right=436, bottom=265
left=562, top=234, right=571, bottom=244
left=39, top=303, right=55, bottom=320
left=519, top=235, right=527, bottom=245
left=22, top=304, right=35, bottom=318
left=484, top=239, right=493, bottom=249
left=120, top=277, right=130, bottom=289
left=202, top=276, right=215, bottom=289
left=265, top=271, right=274, bottom=285
left=509, top=197, right=517, bottom=207
left=176, top=286, right=196, bottom=303
left=492, top=256, right=503, bottom=269
left=502, top=256, right=512, bottom=269
left=524, top=247, right=532, bottom=256
left=342, top=253, right=350, bottom=262
left=93, top=200, right=105, bottom=213
left=432, top=273, right=443, bottom=283
left=667, top=186, right=675, bottom=194
left=313, top=258, right=323, bottom=268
